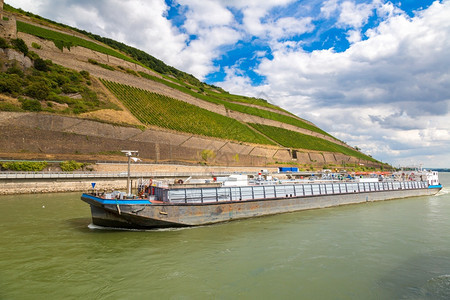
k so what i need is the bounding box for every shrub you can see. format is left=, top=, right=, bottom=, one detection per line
left=6, top=65, right=24, bottom=77
left=2, top=161, right=48, bottom=171
left=34, top=58, right=49, bottom=72
left=60, top=160, right=85, bottom=171
left=0, top=102, right=21, bottom=112
left=61, top=83, right=81, bottom=94
left=31, top=42, right=41, bottom=49
left=21, top=99, right=42, bottom=111
left=27, top=51, right=40, bottom=60
left=0, top=37, right=8, bottom=48
left=11, top=38, right=28, bottom=55
left=25, top=82, right=50, bottom=100
left=0, top=74, right=22, bottom=94
left=79, top=70, right=90, bottom=79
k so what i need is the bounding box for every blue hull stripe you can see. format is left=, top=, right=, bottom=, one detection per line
left=82, top=193, right=152, bottom=205
left=428, top=185, right=443, bottom=189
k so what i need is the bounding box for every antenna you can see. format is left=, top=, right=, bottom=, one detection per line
left=121, top=150, right=139, bottom=195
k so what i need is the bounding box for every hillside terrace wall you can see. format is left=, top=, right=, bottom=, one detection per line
left=0, top=112, right=377, bottom=168
left=17, top=32, right=354, bottom=150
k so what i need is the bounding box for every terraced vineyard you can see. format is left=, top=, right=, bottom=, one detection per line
left=101, top=80, right=275, bottom=145
left=137, top=71, right=334, bottom=138
left=248, top=123, right=376, bottom=162
left=17, top=20, right=336, bottom=141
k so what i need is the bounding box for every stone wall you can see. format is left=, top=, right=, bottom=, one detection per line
left=0, top=14, right=17, bottom=39
left=0, top=112, right=380, bottom=168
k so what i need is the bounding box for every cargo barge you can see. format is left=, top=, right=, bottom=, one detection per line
left=81, top=170, right=442, bottom=229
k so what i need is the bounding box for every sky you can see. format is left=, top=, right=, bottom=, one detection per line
left=7, top=0, right=450, bottom=168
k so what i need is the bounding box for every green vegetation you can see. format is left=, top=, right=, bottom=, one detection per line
left=11, top=38, right=28, bottom=55
left=87, top=59, right=115, bottom=71
left=0, top=37, right=8, bottom=48
left=16, top=21, right=137, bottom=64
left=31, top=42, right=41, bottom=49
left=201, top=150, right=216, bottom=162
left=1, top=161, right=48, bottom=171
left=101, top=80, right=274, bottom=145
left=249, top=123, right=377, bottom=162
left=137, top=71, right=332, bottom=138
left=60, top=160, right=86, bottom=171
left=0, top=39, right=119, bottom=114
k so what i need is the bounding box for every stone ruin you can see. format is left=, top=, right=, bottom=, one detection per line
left=0, top=0, right=17, bottom=40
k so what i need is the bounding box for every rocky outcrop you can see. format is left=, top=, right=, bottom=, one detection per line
left=1, top=48, right=32, bottom=69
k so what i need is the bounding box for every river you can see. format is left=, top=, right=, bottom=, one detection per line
left=1, top=173, right=449, bottom=299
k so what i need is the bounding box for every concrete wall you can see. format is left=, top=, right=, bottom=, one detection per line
left=0, top=112, right=381, bottom=168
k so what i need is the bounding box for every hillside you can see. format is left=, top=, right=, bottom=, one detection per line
left=0, top=4, right=387, bottom=171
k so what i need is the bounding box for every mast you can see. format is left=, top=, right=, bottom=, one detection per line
left=121, top=150, right=139, bottom=196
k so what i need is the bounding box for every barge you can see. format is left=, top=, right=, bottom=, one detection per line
left=81, top=170, right=442, bottom=229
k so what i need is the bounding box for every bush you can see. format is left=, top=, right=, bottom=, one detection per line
left=34, top=58, right=49, bottom=72
left=25, top=82, right=50, bottom=100
left=60, top=160, right=85, bottom=171
left=6, top=65, right=24, bottom=77
left=31, top=42, right=41, bottom=49
left=27, top=51, right=40, bottom=60
left=0, top=102, right=21, bottom=112
left=0, top=37, right=8, bottom=48
left=79, top=70, right=90, bottom=79
left=61, top=83, right=80, bottom=94
left=11, top=38, right=28, bottom=55
left=21, top=99, right=42, bottom=111
left=0, top=74, right=22, bottom=94
left=2, top=161, right=48, bottom=171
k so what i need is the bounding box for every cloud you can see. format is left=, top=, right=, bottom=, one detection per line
left=337, top=0, right=375, bottom=29
left=220, top=1, right=450, bottom=166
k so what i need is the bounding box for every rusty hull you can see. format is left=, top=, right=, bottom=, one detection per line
left=82, top=187, right=440, bottom=229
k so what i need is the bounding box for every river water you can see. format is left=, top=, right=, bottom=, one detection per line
left=1, top=173, right=449, bottom=299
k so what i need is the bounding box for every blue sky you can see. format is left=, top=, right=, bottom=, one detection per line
left=7, top=0, right=450, bottom=168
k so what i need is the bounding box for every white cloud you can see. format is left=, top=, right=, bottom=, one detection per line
left=220, top=0, right=450, bottom=166
left=320, top=0, right=339, bottom=18
left=337, top=1, right=374, bottom=29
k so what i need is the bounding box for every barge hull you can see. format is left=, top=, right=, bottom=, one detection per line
left=82, top=187, right=441, bottom=229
